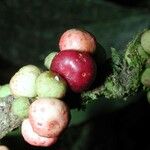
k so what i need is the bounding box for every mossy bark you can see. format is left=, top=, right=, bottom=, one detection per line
left=0, top=96, right=22, bottom=139
left=82, top=30, right=148, bottom=104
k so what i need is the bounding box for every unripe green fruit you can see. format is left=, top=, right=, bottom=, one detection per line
left=10, top=65, right=41, bottom=97
left=44, top=52, right=57, bottom=69
left=137, top=45, right=149, bottom=62
left=141, top=30, right=150, bottom=54
left=11, top=97, right=30, bottom=119
left=141, top=68, right=150, bottom=87
left=36, top=71, right=67, bottom=98
left=0, top=84, right=11, bottom=98
left=19, top=65, right=42, bottom=74
left=147, top=91, right=150, bottom=104
left=0, top=145, right=9, bottom=150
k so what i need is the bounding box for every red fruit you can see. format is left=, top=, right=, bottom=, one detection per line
left=51, top=50, right=96, bottom=93
left=59, top=28, right=96, bottom=54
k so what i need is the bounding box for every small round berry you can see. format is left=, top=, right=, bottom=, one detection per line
left=141, top=68, right=150, bottom=87
left=11, top=97, right=30, bottom=119
left=141, top=30, right=150, bottom=54
left=21, top=119, right=58, bottom=147
left=59, top=28, right=96, bottom=54
left=10, top=65, right=41, bottom=97
left=44, top=52, right=58, bottom=69
left=29, top=98, right=70, bottom=138
left=36, top=71, right=67, bottom=99
left=0, top=84, right=11, bottom=98
left=51, top=50, right=97, bottom=92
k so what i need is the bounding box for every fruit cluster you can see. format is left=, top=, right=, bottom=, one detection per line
left=5, top=28, right=97, bottom=147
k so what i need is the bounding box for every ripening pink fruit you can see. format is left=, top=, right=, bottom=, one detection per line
left=29, top=98, right=70, bottom=138
left=21, top=119, right=58, bottom=147
left=59, top=28, right=96, bottom=54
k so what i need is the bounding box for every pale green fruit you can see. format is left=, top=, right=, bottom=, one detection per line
left=36, top=71, right=67, bottom=98
left=147, top=91, right=150, bottom=104
left=141, top=68, right=150, bottom=87
left=19, top=65, right=41, bottom=75
left=44, top=52, right=57, bottom=69
left=137, top=45, right=149, bottom=62
left=11, top=97, right=30, bottom=119
left=10, top=65, right=41, bottom=97
left=0, top=84, right=11, bottom=98
left=0, top=145, right=9, bottom=150
left=141, top=30, right=150, bottom=54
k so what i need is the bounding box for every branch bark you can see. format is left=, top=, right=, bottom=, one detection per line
left=0, top=96, right=22, bottom=139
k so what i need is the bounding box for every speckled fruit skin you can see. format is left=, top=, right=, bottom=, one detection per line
left=51, top=50, right=97, bottom=93
left=29, top=98, right=70, bottom=138
left=59, top=28, right=96, bottom=54
left=21, top=119, right=57, bottom=147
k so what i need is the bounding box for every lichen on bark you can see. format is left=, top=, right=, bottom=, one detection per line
left=81, top=30, right=148, bottom=104
left=0, top=96, right=22, bottom=139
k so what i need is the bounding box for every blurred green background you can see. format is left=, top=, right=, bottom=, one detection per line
left=0, top=0, right=150, bottom=149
